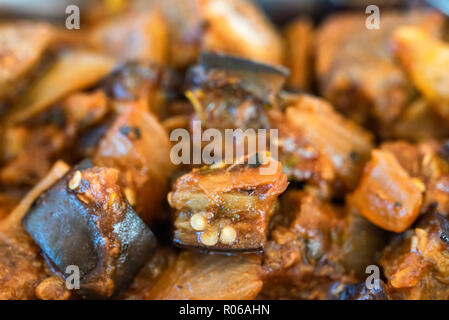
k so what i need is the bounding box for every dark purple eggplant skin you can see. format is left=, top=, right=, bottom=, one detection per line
left=436, top=213, right=449, bottom=245
left=22, top=159, right=157, bottom=299
left=186, top=52, right=289, bottom=104
left=98, top=61, right=180, bottom=102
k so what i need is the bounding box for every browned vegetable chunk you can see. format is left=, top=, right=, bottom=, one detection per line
left=261, top=191, right=354, bottom=300
left=393, top=26, right=449, bottom=120
left=392, top=99, right=449, bottom=142
left=89, top=10, right=168, bottom=64
left=99, top=61, right=180, bottom=118
left=199, top=0, right=284, bottom=65
left=186, top=52, right=288, bottom=131
left=285, top=94, right=374, bottom=191
left=169, top=156, right=288, bottom=251
left=146, top=250, right=263, bottom=300
left=315, top=10, right=444, bottom=127
left=340, top=207, right=388, bottom=278
left=23, top=160, right=157, bottom=298
left=0, top=22, right=54, bottom=103
left=380, top=140, right=449, bottom=217
left=94, top=102, right=174, bottom=224
left=0, top=229, right=48, bottom=300
left=381, top=213, right=449, bottom=299
left=348, top=150, right=423, bottom=232
left=268, top=107, right=335, bottom=197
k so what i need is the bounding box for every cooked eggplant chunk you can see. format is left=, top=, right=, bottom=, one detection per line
left=315, top=10, right=444, bottom=128
left=186, top=53, right=287, bottom=130
left=348, top=150, right=423, bottom=233
left=381, top=213, right=449, bottom=299
left=146, top=0, right=204, bottom=68
left=268, top=108, right=335, bottom=197
left=261, top=191, right=354, bottom=300
left=393, top=26, right=449, bottom=120
left=0, top=22, right=54, bottom=103
left=380, top=140, right=449, bottom=218
left=191, top=52, right=289, bottom=101
left=0, top=228, right=48, bottom=300
left=93, top=102, right=174, bottom=224
left=99, top=61, right=180, bottom=118
left=23, top=159, right=157, bottom=298
left=62, top=90, right=110, bottom=137
left=187, top=55, right=335, bottom=194
left=169, top=157, right=288, bottom=250
left=340, top=207, right=388, bottom=278
left=145, top=250, right=263, bottom=300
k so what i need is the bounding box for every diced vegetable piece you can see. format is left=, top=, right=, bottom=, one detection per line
left=0, top=22, right=54, bottom=102
left=267, top=108, right=335, bottom=197
left=169, top=156, right=288, bottom=251
left=393, top=26, right=449, bottom=119
left=328, top=281, right=389, bottom=300
left=99, top=61, right=180, bottom=117
left=23, top=159, right=157, bottom=298
left=199, top=0, right=284, bottom=65
left=341, top=208, right=388, bottom=278
left=89, top=10, right=168, bottom=64
left=315, top=10, right=444, bottom=126
left=93, top=102, right=174, bottom=224
left=184, top=54, right=289, bottom=175
left=392, top=99, right=449, bottom=142
left=285, top=94, right=374, bottom=190
left=148, top=0, right=204, bottom=68
left=146, top=250, right=263, bottom=300
left=381, top=213, right=449, bottom=299
left=261, top=191, right=354, bottom=300
left=34, top=276, right=72, bottom=300
left=348, top=150, right=423, bottom=233
left=62, top=90, right=109, bottom=136
left=187, top=52, right=288, bottom=109
left=7, top=51, right=116, bottom=124
left=283, top=18, right=314, bottom=92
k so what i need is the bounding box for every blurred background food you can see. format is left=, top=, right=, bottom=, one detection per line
left=2, top=0, right=449, bottom=301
